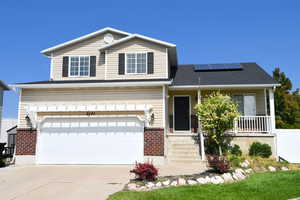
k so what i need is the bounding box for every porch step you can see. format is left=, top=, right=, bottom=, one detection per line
left=168, top=159, right=207, bottom=165
left=168, top=151, right=200, bottom=156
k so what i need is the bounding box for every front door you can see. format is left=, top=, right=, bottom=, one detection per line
left=174, top=96, right=190, bottom=131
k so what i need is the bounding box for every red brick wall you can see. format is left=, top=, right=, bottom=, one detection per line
left=16, top=129, right=37, bottom=155
left=144, top=128, right=164, bottom=156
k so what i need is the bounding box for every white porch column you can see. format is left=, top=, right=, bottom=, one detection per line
left=197, top=88, right=201, bottom=130
left=197, top=88, right=205, bottom=160
left=268, top=88, right=276, bottom=131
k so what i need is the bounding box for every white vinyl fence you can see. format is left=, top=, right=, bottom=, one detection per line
left=276, top=129, right=300, bottom=163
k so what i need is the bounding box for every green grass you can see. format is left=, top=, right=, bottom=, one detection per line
left=108, top=171, right=300, bottom=200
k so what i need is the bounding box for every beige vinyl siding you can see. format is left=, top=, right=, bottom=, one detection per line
left=168, top=89, right=267, bottom=116
left=106, top=39, right=168, bottom=79
left=18, top=87, right=164, bottom=129
left=51, top=32, right=126, bottom=80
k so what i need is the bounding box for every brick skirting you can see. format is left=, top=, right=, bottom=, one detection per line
left=144, top=128, right=164, bottom=156
left=16, top=129, right=37, bottom=155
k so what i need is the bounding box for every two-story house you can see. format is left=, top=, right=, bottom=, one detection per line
left=12, top=27, right=279, bottom=165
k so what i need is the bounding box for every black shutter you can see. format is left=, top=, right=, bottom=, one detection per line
left=62, top=56, right=69, bottom=77
left=90, top=56, right=96, bottom=77
left=147, top=52, right=154, bottom=74
left=119, top=53, right=125, bottom=75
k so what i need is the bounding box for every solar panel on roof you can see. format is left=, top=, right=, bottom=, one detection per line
left=194, top=63, right=242, bottom=71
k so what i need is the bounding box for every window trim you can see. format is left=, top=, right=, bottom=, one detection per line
left=125, top=53, right=148, bottom=75
left=232, top=93, right=257, bottom=116
left=68, top=56, right=90, bottom=77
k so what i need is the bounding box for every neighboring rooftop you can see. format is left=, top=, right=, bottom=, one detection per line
left=0, top=80, right=10, bottom=90
left=171, top=62, right=278, bottom=86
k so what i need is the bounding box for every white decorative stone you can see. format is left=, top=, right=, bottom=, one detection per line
left=222, top=173, right=234, bottom=182
left=170, top=181, right=177, bottom=186
left=139, top=186, right=146, bottom=191
left=211, top=176, right=222, bottom=184
left=178, top=178, right=186, bottom=185
left=187, top=180, right=198, bottom=185
left=235, top=172, right=246, bottom=180
left=162, top=180, right=170, bottom=186
left=232, top=173, right=239, bottom=180
left=216, top=176, right=224, bottom=184
left=146, top=182, right=155, bottom=189
left=127, top=183, right=137, bottom=190
left=156, top=182, right=162, bottom=187
left=281, top=166, right=289, bottom=171
left=196, top=177, right=207, bottom=184
left=205, top=176, right=211, bottom=184
left=240, top=160, right=250, bottom=168
left=235, top=168, right=246, bottom=175
left=245, top=169, right=253, bottom=174
left=268, top=166, right=276, bottom=172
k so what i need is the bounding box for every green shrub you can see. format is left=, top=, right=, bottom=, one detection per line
left=249, top=142, right=272, bottom=158
left=227, top=155, right=245, bottom=168
left=229, top=144, right=242, bottom=156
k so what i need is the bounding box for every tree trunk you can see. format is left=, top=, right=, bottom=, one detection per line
left=218, top=145, right=223, bottom=156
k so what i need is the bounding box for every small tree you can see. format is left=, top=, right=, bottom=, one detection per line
left=195, top=92, right=240, bottom=155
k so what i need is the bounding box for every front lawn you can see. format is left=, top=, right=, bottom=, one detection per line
left=108, top=171, right=300, bottom=200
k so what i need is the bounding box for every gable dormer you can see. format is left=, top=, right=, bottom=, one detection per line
left=41, top=27, right=177, bottom=81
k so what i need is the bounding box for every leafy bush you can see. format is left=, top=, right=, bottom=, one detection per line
left=229, top=144, right=242, bottom=156
left=130, top=162, right=158, bottom=181
left=227, top=155, right=245, bottom=168
left=249, top=142, right=272, bottom=158
left=207, top=155, right=230, bottom=173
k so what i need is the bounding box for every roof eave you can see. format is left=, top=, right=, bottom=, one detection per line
left=41, top=27, right=131, bottom=56
left=10, top=80, right=172, bottom=89
left=0, top=80, right=10, bottom=90
left=169, top=83, right=280, bottom=90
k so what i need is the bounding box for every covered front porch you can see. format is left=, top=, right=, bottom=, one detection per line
left=167, top=86, right=276, bottom=135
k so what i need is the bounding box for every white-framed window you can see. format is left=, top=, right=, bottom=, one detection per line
left=126, top=53, right=147, bottom=74
left=69, top=56, right=90, bottom=77
left=232, top=94, right=256, bottom=116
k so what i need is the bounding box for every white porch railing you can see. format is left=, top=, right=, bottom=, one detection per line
left=232, top=116, right=272, bottom=133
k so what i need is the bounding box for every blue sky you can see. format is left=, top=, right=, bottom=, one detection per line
left=1, top=0, right=300, bottom=119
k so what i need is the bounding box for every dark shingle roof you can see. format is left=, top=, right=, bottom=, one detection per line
left=0, top=80, right=10, bottom=90
left=171, top=62, right=277, bottom=86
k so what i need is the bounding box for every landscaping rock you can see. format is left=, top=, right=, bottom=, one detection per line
left=281, top=166, right=289, bottom=171
left=196, top=177, right=207, bottom=184
left=156, top=182, right=162, bottom=187
left=187, top=180, right=198, bottom=185
left=211, top=176, right=224, bottom=184
left=162, top=180, right=170, bottom=186
left=178, top=178, right=186, bottom=185
left=139, top=186, right=146, bottom=191
left=127, top=183, right=137, bottom=190
left=235, top=168, right=246, bottom=175
left=222, top=173, right=234, bottom=182
left=170, top=181, right=177, bottom=186
left=268, top=166, right=276, bottom=172
left=232, top=171, right=245, bottom=180
left=146, top=182, right=155, bottom=189
left=240, top=160, right=250, bottom=168
left=205, top=176, right=211, bottom=184
left=245, top=169, right=253, bottom=174
left=232, top=173, right=239, bottom=180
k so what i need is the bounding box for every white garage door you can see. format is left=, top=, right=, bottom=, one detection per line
left=37, top=116, right=144, bottom=164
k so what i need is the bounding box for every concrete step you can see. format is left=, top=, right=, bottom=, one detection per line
left=168, top=159, right=207, bottom=165
left=171, top=143, right=199, bottom=147
left=168, top=151, right=200, bottom=156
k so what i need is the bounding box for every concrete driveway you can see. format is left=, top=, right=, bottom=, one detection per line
left=0, top=165, right=133, bottom=200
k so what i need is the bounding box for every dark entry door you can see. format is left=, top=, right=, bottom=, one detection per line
left=174, top=96, right=190, bottom=131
